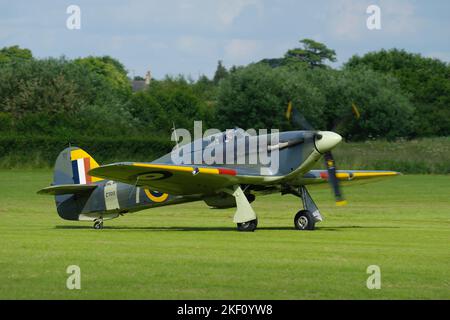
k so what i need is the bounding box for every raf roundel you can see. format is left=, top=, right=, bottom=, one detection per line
left=144, top=189, right=169, bottom=203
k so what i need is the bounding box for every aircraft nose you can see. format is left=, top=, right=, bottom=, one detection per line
left=314, top=131, right=342, bottom=153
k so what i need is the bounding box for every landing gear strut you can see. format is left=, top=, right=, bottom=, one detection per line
left=93, top=219, right=103, bottom=230
left=223, top=185, right=258, bottom=232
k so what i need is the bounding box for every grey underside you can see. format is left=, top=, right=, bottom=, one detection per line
left=56, top=180, right=201, bottom=221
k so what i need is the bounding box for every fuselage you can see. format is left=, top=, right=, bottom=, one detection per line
left=55, top=130, right=341, bottom=221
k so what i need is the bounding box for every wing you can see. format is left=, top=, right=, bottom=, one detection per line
left=37, top=184, right=98, bottom=195
left=300, top=170, right=401, bottom=185
left=88, top=162, right=248, bottom=195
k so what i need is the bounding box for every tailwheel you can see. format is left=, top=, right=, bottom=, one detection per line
left=237, top=219, right=258, bottom=232
left=294, top=210, right=315, bottom=231
left=93, top=219, right=103, bottom=230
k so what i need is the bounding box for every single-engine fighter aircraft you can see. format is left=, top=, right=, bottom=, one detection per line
left=38, top=127, right=400, bottom=231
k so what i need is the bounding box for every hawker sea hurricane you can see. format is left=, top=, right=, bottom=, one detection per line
left=38, top=123, right=399, bottom=231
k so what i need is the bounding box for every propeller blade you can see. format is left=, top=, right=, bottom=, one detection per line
left=286, top=101, right=293, bottom=120
left=351, top=102, right=361, bottom=119
left=331, top=102, right=361, bottom=132
left=286, top=101, right=315, bottom=130
left=323, top=151, right=347, bottom=206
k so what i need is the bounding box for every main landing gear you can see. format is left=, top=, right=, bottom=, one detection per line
left=223, top=185, right=258, bottom=232
left=225, top=184, right=322, bottom=232
left=93, top=219, right=103, bottom=230
left=284, top=185, right=323, bottom=231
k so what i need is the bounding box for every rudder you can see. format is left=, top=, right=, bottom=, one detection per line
left=54, top=147, right=101, bottom=186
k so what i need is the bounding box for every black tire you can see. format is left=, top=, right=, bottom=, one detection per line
left=237, top=219, right=258, bottom=232
left=93, top=221, right=103, bottom=230
left=294, top=210, right=315, bottom=231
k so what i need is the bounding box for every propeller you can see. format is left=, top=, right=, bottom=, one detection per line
left=323, top=150, right=347, bottom=206
left=286, top=101, right=360, bottom=206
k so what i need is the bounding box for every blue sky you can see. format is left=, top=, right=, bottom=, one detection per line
left=1, top=0, right=449, bottom=79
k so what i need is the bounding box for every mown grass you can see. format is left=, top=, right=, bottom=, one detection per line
left=0, top=170, right=448, bottom=299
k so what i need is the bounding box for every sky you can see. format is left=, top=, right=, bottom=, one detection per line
left=1, top=0, right=449, bottom=79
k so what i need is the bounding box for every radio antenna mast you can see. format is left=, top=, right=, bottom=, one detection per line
left=172, top=122, right=179, bottom=149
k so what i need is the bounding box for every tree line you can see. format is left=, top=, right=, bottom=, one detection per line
left=0, top=39, right=449, bottom=143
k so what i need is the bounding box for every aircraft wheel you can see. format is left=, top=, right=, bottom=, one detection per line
left=93, top=220, right=103, bottom=230
left=294, top=210, right=315, bottom=231
left=237, top=219, right=258, bottom=232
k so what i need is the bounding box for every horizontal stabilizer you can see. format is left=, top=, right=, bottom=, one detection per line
left=37, top=184, right=98, bottom=196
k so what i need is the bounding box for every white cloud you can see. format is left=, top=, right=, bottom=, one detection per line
left=379, top=0, right=420, bottom=35
left=217, top=0, right=263, bottom=26
left=426, top=51, right=450, bottom=62
left=1, top=0, right=447, bottom=79
left=94, top=0, right=263, bottom=30
left=327, top=0, right=368, bottom=40
left=0, top=26, right=12, bottom=41
left=224, top=39, right=260, bottom=64
left=326, top=0, right=420, bottom=40
left=176, top=35, right=219, bottom=57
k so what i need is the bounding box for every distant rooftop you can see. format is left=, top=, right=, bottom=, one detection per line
left=130, top=70, right=151, bottom=92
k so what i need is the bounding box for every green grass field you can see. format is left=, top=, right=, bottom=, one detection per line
left=0, top=170, right=448, bottom=299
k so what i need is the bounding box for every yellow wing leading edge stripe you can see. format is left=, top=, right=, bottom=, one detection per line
left=335, top=171, right=399, bottom=180
left=132, top=163, right=237, bottom=176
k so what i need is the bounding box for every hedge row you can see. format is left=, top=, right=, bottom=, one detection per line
left=0, top=135, right=175, bottom=168
left=0, top=135, right=449, bottom=174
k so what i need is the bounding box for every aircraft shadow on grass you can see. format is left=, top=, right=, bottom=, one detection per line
left=54, top=225, right=400, bottom=232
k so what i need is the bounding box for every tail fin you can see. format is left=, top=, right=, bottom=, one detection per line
left=54, top=147, right=102, bottom=186
left=42, top=147, right=103, bottom=221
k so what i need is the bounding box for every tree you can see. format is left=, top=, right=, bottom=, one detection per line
left=258, top=39, right=337, bottom=69
left=213, top=60, right=229, bottom=84
left=99, top=55, right=128, bottom=75
left=345, top=49, right=450, bottom=136
left=127, top=76, right=213, bottom=133
left=0, top=58, right=82, bottom=119
left=0, top=45, right=33, bottom=63
left=215, top=63, right=327, bottom=131
left=215, top=63, right=414, bottom=140
left=284, top=39, right=336, bottom=68
left=0, top=56, right=135, bottom=136
left=309, top=67, right=415, bottom=140
left=193, top=74, right=218, bottom=102
left=74, top=56, right=131, bottom=97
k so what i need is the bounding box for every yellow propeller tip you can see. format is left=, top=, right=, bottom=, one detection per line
left=336, top=200, right=348, bottom=207
left=286, top=101, right=293, bottom=120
